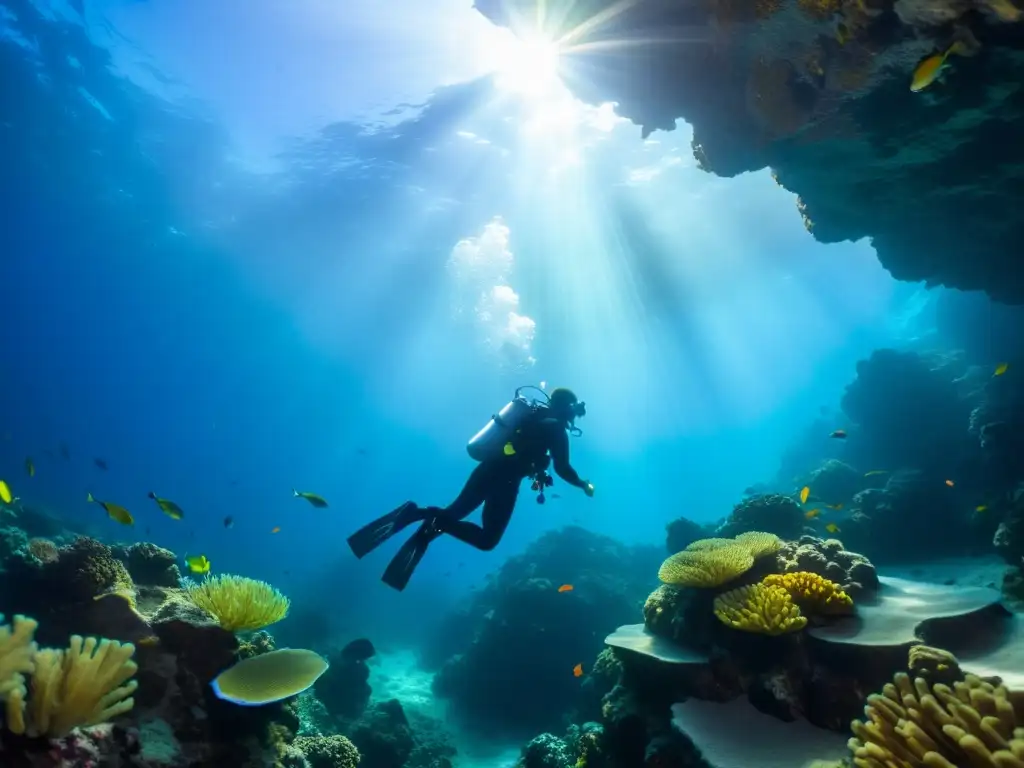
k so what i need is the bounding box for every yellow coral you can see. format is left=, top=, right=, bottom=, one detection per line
left=848, top=672, right=1024, bottom=768
left=685, top=538, right=737, bottom=551
left=734, top=531, right=783, bottom=558
left=713, top=584, right=807, bottom=635
left=8, top=635, right=138, bottom=737
left=658, top=546, right=755, bottom=588
left=762, top=572, right=853, bottom=615
left=0, top=615, right=38, bottom=721
left=185, top=574, right=290, bottom=632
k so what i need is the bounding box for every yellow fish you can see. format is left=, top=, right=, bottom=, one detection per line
left=292, top=489, right=328, bottom=508
left=86, top=492, right=134, bottom=526
left=910, top=41, right=968, bottom=92
left=805, top=509, right=821, bottom=520
left=184, top=554, right=211, bottom=574
left=994, top=362, right=1009, bottom=377
left=503, top=442, right=516, bottom=456
left=975, top=505, right=988, bottom=513
left=24, top=458, right=34, bottom=477
left=148, top=491, right=184, bottom=520
left=799, top=486, right=810, bottom=504
left=0, top=480, right=11, bottom=504
left=825, top=522, right=841, bottom=534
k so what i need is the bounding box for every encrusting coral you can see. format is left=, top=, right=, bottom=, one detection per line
left=658, top=531, right=782, bottom=587
left=713, top=583, right=808, bottom=635
left=848, top=671, right=1024, bottom=768
left=0, top=614, right=138, bottom=737
left=184, top=574, right=290, bottom=632
left=763, top=571, right=854, bottom=615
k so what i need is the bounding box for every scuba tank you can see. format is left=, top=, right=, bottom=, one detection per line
left=467, top=385, right=548, bottom=462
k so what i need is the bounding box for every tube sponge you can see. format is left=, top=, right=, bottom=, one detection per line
left=762, top=572, right=854, bottom=615
left=848, top=672, right=1024, bottom=768
left=659, top=546, right=755, bottom=587
left=11, top=635, right=138, bottom=737
left=713, top=583, right=808, bottom=635
left=184, top=574, right=290, bottom=632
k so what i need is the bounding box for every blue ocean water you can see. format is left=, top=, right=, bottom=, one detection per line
left=6, top=1, right=1018, bottom=766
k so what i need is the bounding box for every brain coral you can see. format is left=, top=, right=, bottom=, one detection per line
left=658, top=546, right=755, bottom=587
left=713, top=583, right=808, bottom=635
left=763, top=572, right=854, bottom=615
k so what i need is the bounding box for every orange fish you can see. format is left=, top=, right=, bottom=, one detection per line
left=945, top=480, right=955, bottom=487
left=910, top=41, right=968, bottom=92
left=825, top=522, right=841, bottom=534
left=572, top=663, right=583, bottom=678
left=829, top=429, right=847, bottom=439
left=804, top=509, right=821, bottom=520
left=271, top=526, right=281, bottom=533
left=558, top=584, right=574, bottom=593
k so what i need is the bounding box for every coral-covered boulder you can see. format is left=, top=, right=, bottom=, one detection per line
left=115, top=542, right=181, bottom=587
left=841, top=470, right=989, bottom=563
left=664, top=516, right=708, bottom=554
left=426, top=526, right=661, bottom=740
left=840, top=350, right=972, bottom=473
left=715, top=494, right=804, bottom=540
left=344, top=699, right=414, bottom=768
left=802, top=460, right=863, bottom=506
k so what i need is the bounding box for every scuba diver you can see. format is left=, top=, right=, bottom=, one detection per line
left=347, top=386, right=595, bottom=592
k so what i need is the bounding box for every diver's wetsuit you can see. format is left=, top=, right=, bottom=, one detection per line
left=347, top=408, right=587, bottom=590
left=427, top=415, right=588, bottom=551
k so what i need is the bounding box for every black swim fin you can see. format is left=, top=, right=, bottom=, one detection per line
left=347, top=502, right=420, bottom=559
left=381, top=520, right=440, bottom=592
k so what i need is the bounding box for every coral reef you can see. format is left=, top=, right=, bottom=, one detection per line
left=293, top=734, right=360, bottom=768
left=476, top=0, right=1024, bottom=302
left=426, top=526, right=662, bottom=740
left=762, top=571, right=854, bottom=615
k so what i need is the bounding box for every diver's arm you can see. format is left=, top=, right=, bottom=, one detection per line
left=550, top=427, right=588, bottom=489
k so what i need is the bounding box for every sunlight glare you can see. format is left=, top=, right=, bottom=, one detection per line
left=491, top=33, right=563, bottom=100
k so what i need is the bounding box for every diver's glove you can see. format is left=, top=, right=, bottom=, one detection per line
left=583, top=481, right=595, bottom=498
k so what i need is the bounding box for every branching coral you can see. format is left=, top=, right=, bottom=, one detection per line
left=10, top=635, right=138, bottom=737
left=184, top=574, right=290, bottom=632
left=763, top=571, right=854, bottom=615
left=659, top=546, right=755, bottom=587
left=0, top=615, right=38, bottom=709
left=713, top=583, right=808, bottom=635
left=848, top=672, right=1024, bottom=768
left=1, top=615, right=138, bottom=738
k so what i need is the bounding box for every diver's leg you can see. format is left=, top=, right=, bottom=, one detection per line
left=381, top=521, right=440, bottom=592
left=347, top=501, right=430, bottom=559
left=437, top=474, right=519, bottom=551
